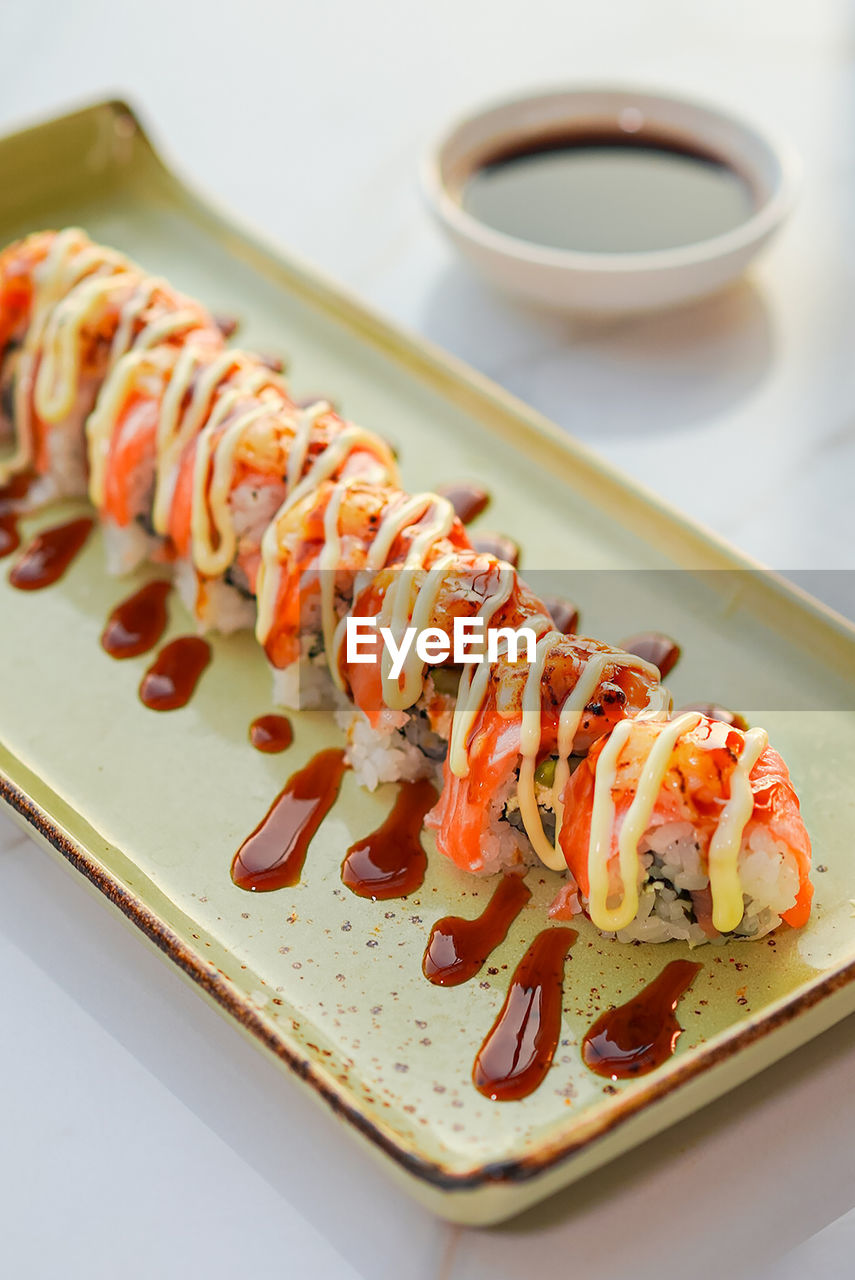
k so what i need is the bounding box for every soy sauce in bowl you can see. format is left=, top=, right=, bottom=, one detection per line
left=462, top=125, right=756, bottom=255
left=426, top=87, right=799, bottom=313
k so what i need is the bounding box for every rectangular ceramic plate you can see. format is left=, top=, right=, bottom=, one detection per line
left=2, top=101, right=855, bottom=1226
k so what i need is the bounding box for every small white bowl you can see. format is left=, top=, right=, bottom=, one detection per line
left=423, top=85, right=800, bottom=314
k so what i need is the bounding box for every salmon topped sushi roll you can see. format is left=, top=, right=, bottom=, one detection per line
left=0, top=228, right=219, bottom=505
left=89, top=342, right=296, bottom=629
left=1, top=228, right=817, bottom=946
left=337, top=546, right=552, bottom=788
left=258, top=481, right=475, bottom=711
left=0, top=230, right=125, bottom=489
left=253, top=427, right=400, bottom=704
left=86, top=337, right=218, bottom=571
left=166, top=361, right=300, bottom=634
left=553, top=712, right=813, bottom=943
left=426, top=632, right=668, bottom=874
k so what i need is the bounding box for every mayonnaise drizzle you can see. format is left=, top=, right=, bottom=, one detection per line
left=324, top=493, right=456, bottom=696
left=446, top=564, right=519, bottom=775
left=320, top=479, right=360, bottom=678
left=35, top=272, right=138, bottom=423
left=513, top=638, right=668, bottom=872
left=190, top=402, right=272, bottom=578
left=255, top=415, right=397, bottom=647
left=152, top=349, right=265, bottom=535
left=86, top=346, right=176, bottom=508
left=587, top=712, right=702, bottom=931
left=585, top=714, right=768, bottom=935
left=285, top=401, right=328, bottom=495
left=109, top=276, right=163, bottom=364
left=2, top=229, right=131, bottom=481
left=2, top=227, right=209, bottom=488
left=89, top=340, right=283, bottom=564
left=708, top=726, right=768, bottom=932
left=376, top=495, right=456, bottom=709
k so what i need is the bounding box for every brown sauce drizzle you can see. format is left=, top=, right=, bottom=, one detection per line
left=8, top=516, right=93, bottom=589
left=0, top=472, right=33, bottom=559
left=469, top=531, right=520, bottom=568
left=423, top=873, right=531, bottom=986
left=341, top=777, right=437, bottom=900
left=0, top=511, right=16, bottom=559
left=231, top=747, right=347, bottom=891
left=213, top=313, right=239, bottom=339
left=101, top=580, right=171, bottom=659
left=473, top=926, right=576, bottom=1101
left=138, top=636, right=211, bottom=710
left=677, top=701, right=749, bottom=732
left=582, top=959, right=701, bottom=1080
left=543, top=594, right=580, bottom=636
left=619, top=630, right=681, bottom=678
left=435, top=482, right=490, bottom=525
left=257, top=352, right=287, bottom=374
left=249, top=713, right=294, bottom=753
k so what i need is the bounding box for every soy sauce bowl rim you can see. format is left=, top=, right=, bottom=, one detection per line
left=424, top=84, right=801, bottom=274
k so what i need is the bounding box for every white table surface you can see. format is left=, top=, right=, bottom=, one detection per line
left=3, top=1, right=855, bottom=1276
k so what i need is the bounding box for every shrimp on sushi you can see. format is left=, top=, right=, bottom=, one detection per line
left=553, top=712, right=813, bottom=943
left=426, top=632, right=669, bottom=875
left=337, top=545, right=554, bottom=789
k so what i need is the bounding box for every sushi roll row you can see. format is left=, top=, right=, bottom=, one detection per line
left=0, top=228, right=220, bottom=506
left=0, top=229, right=814, bottom=944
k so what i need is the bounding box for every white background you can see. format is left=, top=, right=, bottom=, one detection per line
left=2, top=1, right=855, bottom=1276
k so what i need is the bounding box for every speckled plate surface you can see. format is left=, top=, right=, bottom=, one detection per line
left=2, top=101, right=855, bottom=1225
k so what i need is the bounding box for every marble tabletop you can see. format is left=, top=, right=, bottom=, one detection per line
left=2, top=1, right=855, bottom=1276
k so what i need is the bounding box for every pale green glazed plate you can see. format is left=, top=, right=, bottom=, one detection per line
left=1, top=101, right=854, bottom=1226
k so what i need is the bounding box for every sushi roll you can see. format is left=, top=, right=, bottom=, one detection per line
left=0, top=229, right=815, bottom=942
left=0, top=228, right=219, bottom=506
left=87, top=338, right=398, bottom=639
left=88, top=342, right=293, bottom=628
left=256, top=479, right=472, bottom=727
left=552, top=712, right=813, bottom=943
left=426, top=632, right=669, bottom=874
left=254, top=440, right=403, bottom=706
left=164, top=354, right=297, bottom=634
